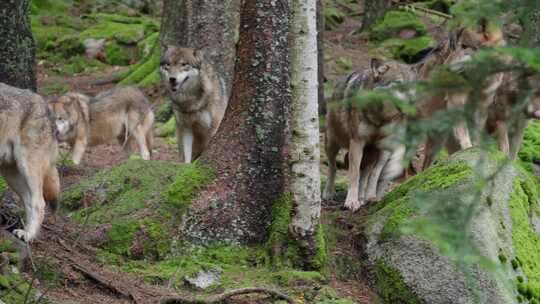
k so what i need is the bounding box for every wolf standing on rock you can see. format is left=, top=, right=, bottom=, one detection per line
left=0, top=83, right=60, bottom=241
left=160, top=46, right=228, bottom=163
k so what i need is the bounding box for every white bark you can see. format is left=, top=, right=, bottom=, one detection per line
left=290, top=0, right=321, bottom=237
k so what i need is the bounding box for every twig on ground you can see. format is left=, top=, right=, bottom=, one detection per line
left=160, top=287, right=294, bottom=304
left=401, top=4, right=453, bottom=19
left=71, top=263, right=140, bottom=304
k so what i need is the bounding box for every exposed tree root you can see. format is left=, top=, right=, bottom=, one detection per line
left=160, top=287, right=294, bottom=304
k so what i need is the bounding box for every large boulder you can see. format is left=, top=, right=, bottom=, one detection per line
left=360, top=148, right=540, bottom=304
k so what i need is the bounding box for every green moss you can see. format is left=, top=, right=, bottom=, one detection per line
left=105, top=220, right=140, bottom=256
left=265, top=194, right=327, bottom=270
left=139, top=69, right=161, bottom=87
left=119, top=42, right=160, bottom=85
left=155, top=102, right=173, bottom=123
left=35, top=258, right=64, bottom=288
left=312, top=224, right=328, bottom=270
left=382, top=36, right=436, bottom=63
left=266, top=194, right=295, bottom=267
left=271, top=269, right=325, bottom=286
left=370, top=11, right=427, bottom=41
left=39, top=83, right=70, bottom=96
left=0, top=239, right=12, bottom=252
left=62, top=55, right=107, bottom=75
left=79, top=20, right=144, bottom=43
left=509, top=179, right=540, bottom=299
left=104, top=42, right=133, bottom=66
left=498, top=250, right=508, bottom=264
left=64, top=159, right=214, bottom=262
left=0, top=177, right=6, bottom=199
left=374, top=260, right=420, bottom=304
left=375, top=162, right=473, bottom=240
left=65, top=159, right=213, bottom=225
left=162, top=162, right=216, bottom=215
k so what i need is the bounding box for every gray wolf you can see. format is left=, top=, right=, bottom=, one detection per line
left=0, top=83, right=60, bottom=241
left=323, top=59, right=413, bottom=211
left=415, top=19, right=506, bottom=169
left=160, top=46, right=228, bottom=163
left=49, top=86, right=154, bottom=165
left=487, top=73, right=540, bottom=160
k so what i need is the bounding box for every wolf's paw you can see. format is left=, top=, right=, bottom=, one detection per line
left=13, top=229, right=32, bottom=242
left=344, top=199, right=363, bottom=212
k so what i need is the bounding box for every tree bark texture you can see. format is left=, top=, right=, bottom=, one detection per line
left=0, top=0, right=36, bottom=91
left=182, top=0, right=291, bottom=246
left=160, top=0, right=240, bottom=96
left=361, top=0, right=393, bottom=31
left=317, top=0, right=326, bottom=115
left=289, top=0, right=322, bottom=269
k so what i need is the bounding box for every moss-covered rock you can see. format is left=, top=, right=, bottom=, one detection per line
left=104, top=42, right=134, bottom=66
left=369, top=11, right=427, bottom=41
left=63, top=159, right=215, bottom=261
left=368, top=10, right=435, bottom=63
left=361, top=148, right=534, bottom=304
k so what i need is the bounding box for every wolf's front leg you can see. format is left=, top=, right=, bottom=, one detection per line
left=71, top=138, right=88, bottom=165
left=344, top=139, right=365, bottom=212
left=182, top=128, right=194, bottom=164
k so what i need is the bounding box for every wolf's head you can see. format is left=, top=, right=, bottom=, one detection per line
left=48, top=93, right=90, bottom=141
left=160, top=46, right=204, bottom=95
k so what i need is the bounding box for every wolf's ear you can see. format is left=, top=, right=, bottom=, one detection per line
left=193, top=48, right=205, bottom=67
left=371, top=58, right=389, bottom=77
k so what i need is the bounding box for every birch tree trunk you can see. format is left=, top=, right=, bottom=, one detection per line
left=0, top=0, right=36, bottom=91
left=289, top=0, right=323, bottom=269
left=183, top=0, right=291, bottom=246
left=317, top=0, right=326, bottom=115
left=160, top=0, right=240, bottom=95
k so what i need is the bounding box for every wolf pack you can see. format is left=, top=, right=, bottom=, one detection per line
left=1, top=20, right=539, bottom=242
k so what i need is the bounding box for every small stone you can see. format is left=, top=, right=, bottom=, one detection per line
left=184, top=269, right=221, bottom=290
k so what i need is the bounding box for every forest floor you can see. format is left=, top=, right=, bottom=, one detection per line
left=0, top=6, right=383, bottom=304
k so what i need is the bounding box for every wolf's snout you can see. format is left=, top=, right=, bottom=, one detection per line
left=169, top=77, right=177, bottom=85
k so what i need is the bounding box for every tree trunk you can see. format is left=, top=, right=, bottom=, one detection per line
left=289, top=0, right=323, bottom=269
left=160, top=0, right=240, bottom=95
left=317, top=0, right=326, bottom=115
left=182, top=0, right=291, bottom=246
left=361, top=0, right=393, bottom=31
left=0, top=0, right=36, bottom=91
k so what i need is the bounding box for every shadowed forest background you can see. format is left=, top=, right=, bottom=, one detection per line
left=1, top=0, right=540, bottom=303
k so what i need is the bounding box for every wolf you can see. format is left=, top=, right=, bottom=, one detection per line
left=323, top=59, right=414, bottom=211
left=0, top=83, right=61, bottom=241
left=160, top=46, right=228, bottom=163
left=487, top=73, right=540, bottom=160
left=49, top=86, right=154, bottom=165
left=415, top=19, right=507, bottom=169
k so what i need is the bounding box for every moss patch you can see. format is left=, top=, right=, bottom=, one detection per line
left=0, top=239, right=36, bottom=303
left=119, top=36, right=160, bottom=86
left=374, top=260, right=420, bottom=304
left=375, top=161, right=473, bottom=240
left=509, top=179, right=540, bottom=301
left=0, top=177, right=6, bottom=198
left=63, top=159, right=214, bottom=260
left=370, top=11, right=427, bottom=41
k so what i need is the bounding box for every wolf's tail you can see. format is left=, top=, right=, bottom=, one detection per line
left=43, top=166, right=61, bottom=213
